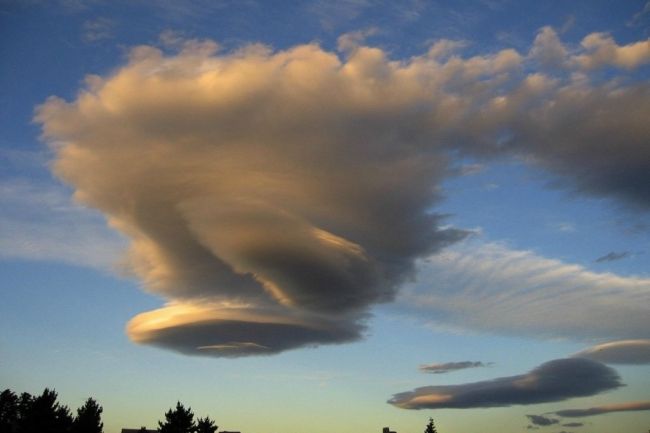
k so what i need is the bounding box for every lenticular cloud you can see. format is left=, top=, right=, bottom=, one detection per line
left=36, top=28, right=650, bottom=356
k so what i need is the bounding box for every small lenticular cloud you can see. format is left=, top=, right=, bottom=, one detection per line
left=554, top=401, right=650, bottom=418
left=526, top=414, right=559, bottom=426
left=419, top=361, right=488, bottom=374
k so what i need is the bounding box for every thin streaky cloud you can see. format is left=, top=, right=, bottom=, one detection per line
left=0, top=179, right=125, bottom=270
left=595, top=251, right=631, bottom=263
left=553, top=401, right=650, bottom=418
left=419, top=361, right=488, bottom=374
left=400, top=240, right=650, bottom=340
left=572, top=339, right=650, bottom=364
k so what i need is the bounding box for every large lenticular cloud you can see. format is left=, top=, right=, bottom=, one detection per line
left=35, top=29, right=650, bottom=356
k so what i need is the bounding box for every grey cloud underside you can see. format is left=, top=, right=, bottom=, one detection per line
left=554, top=401, right=650, bottom=418
left=35, top=28, right=650, bottom=357
left=506, top=86, right=650, bottom=209
left=595, top=251, right=631, bottom=263
left=388, top=358, right=622, bottom=409
left=134, top=318, right=363, bottom=357
left=419, top=361, right=487, bottom=374
left=526, top=415, right=559, bottom=426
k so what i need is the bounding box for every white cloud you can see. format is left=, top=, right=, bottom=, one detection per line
left=0, top=179, right=125, bottom=270
left=82, top=17, right=115, bottom=43
left=400, top=240, right=650, bottom=340
left=574, top=33, right=650, bottom=70
left=573, top=339, right=650, bottom=364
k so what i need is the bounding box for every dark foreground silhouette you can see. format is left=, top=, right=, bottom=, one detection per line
left=1, top=388, right=438, bottom=433
left=0, top=388, right=102, bottom=433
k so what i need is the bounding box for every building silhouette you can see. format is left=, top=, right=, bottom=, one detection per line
left=121, top=428, right=157, bottom=433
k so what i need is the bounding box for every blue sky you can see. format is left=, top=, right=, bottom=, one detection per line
left=1, top=1, right=650, bottom=433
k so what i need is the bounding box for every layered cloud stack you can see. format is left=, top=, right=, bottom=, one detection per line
left=36, top=27, right=650, bottom=356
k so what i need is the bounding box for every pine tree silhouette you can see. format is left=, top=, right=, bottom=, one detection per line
left=195, top=416, right=218, bottom=433
left=424, top=417, right=438, bottom=433
left=0, top=390, right=19, bottom=433
left=158, top=402, right=196, bottom=433
left=72, top=398, right=103, bottom=433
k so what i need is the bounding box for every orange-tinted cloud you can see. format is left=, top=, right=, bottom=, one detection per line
left=389, top=358, right=621, bottom=409
left=36, top=29, right=650, bottom=356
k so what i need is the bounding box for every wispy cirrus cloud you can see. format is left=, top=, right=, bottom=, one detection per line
left=82, top=17, right=114, bottom=43
left=36, top=27, right=650, bottom=357
left=0, top=179, right=125, bottom=270
left=388, top=358, right=622, bottom=409
left=399, top=240, right=650, bottom=341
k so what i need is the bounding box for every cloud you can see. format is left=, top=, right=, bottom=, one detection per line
left=307, top=0, right=372, bottom=30
left=127, top=301, right=363, bottom=357
left=388, top=358, right=622, bottom=409
left=572, top=339, right=650, bottom=364
left=399, top=240, right=650, bottom=340
left=526, top=414, right=559, bottom=426
left=595, top=251, right=631, bottom=263
left=419, top=361, right=488, bottom=374
left=553, top=401, right=650, bottom=418
left=0, top=179, right=125, bottom=270
left=529, top=27, right=568, bottom=69
left=573, top=33, right=650, bottom=70
left=82, top=17, right=114, bottom=43
left=628, top=1, right=650, bottom=27
left=561, top=423, right=583, bottom=428
left=35, top=29, right=650, bottom=356
left=457, top=163, right=484, bottom=176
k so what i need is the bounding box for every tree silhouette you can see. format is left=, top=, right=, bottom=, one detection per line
left=424, top=417, right=438, bottom=433
left=19, top=388, right=73, bottom=433
left=195, top=417, right=218, bottom=433
left=17, top=392, right=34, bottom=422
left=0, top=389, right=19, bottom=433
left=72, top=398, right=103, bottom=433
left=158, top=402, right=196, bottom=433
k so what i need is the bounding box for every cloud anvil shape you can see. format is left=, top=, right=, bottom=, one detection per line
left=389, top=358, right=622, bottom=409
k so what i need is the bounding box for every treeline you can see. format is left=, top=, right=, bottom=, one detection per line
left=0, top=388, right=102, bottom=433
left=2, top=388, right=437, bottom=433
left=0, top=388, right=219, bottom=433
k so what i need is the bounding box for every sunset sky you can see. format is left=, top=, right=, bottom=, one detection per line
left=1, top=1, right=650, bottom=433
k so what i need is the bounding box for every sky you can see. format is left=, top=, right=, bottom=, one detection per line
left=1, top=1, right=650, bottom=433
